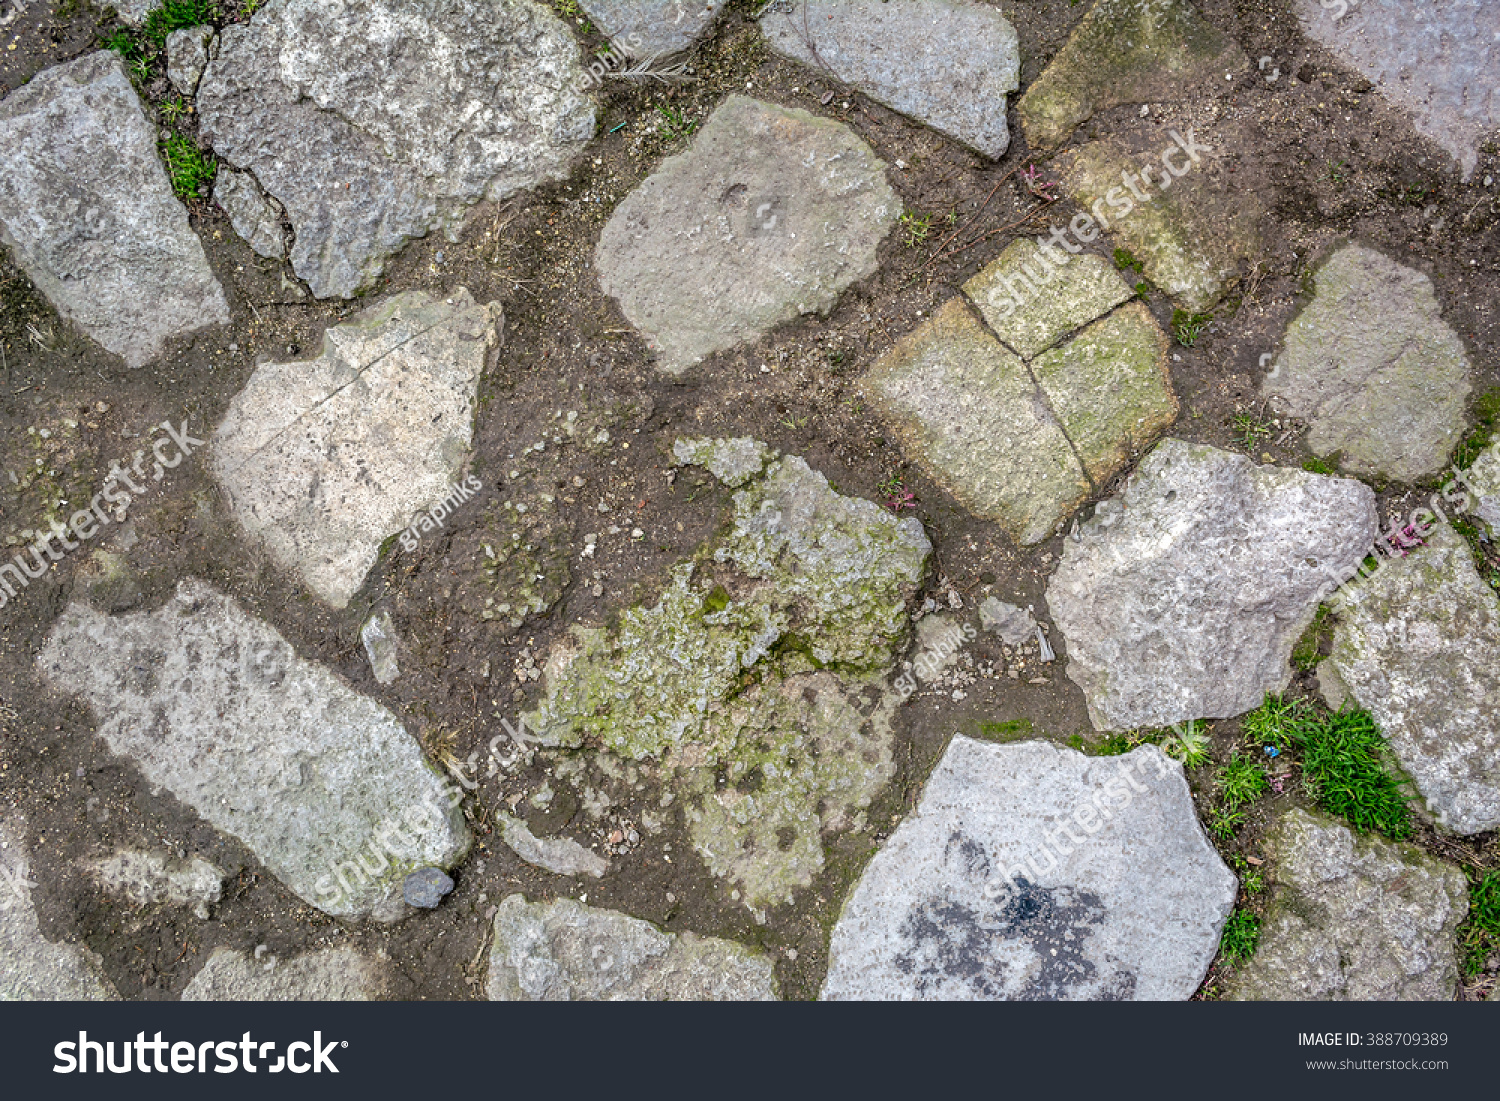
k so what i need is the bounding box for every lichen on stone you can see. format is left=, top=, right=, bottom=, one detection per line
left=525, top=444, right=929, bottom=911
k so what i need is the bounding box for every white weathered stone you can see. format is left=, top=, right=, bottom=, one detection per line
left=822, top=737, right=1236, bottom=1000
left=498, top=815, right=609, bottom=879
left=91, top=849, right=224, bottom=919
left=182, top=946, right=385, bottom=1000
left=487, top=895, right=777, bottom=1000
left=1046, top=440, right=1377, bottom=730
left=212, top=289, right=498, bottom=608
left=0, top=52, right=229, bottom=367
left=36, top=580, right=470, bottom=921
left=0, top=816, right=117, bottom=1000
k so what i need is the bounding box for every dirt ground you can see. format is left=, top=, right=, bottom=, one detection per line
left=1, top=0, right=1497, bottom=1001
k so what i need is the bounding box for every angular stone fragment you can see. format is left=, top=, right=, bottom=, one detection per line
left=526, top=446, right=927, bottom=910
left=197, top=0, right=595, bottom=298
left=361, top=610, right=401, bottom=686
left=166, top=25, right=213, bottom=96
left=213, top=168, right=285, bottom=261
left=673, top=436, right=775, bottom=487
left=580, top=0, right=728, bottom=57
left=487, top=895, right=777, bottom=1000
left=1328, top=524, right=1500, bottom=834
left=36, top=580, right=470, bottom=921
left=596, top=96, right=898, bottom=374
left=182, top=946, right=385, bottom=1000
left=498, top=814, right=609, bottom=879
left=1263, top=245, right=1471, bottom=483
left=0, top=816, right=117, bottom=1001
left=822, top=737, right=1236, bottom=1000
left=1018, top=0, right=1248, bottom=151
left=761, top=0, right=1020, bottom=158
left=964, top=238, right=1135, bottom=359
left=862, top=298, right=1088, bottom=545
left=1058, top=134, right=1262, bottom=313
left=1031, top=302, right=1176, bottom=484
left=979, top=597, right=1037, bottom=645
left=0, top=52, right=229, bottom=367
left=212, top=289, right=498, bottom=608
left=91, top=849, right=224, bottom=919
left=1292, top=0, right=1498, bottom=181
left=1046, top=440, right=1376, bottom=730
left=1229, top=809, right=1467, bottom=1000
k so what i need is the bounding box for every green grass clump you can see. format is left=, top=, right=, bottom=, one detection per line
left=1218, top=753, right=1269, bottom=808
left=1113, top=248, right=1143, bottom=273
left=980, top=718, right=1033, bottom=741
left=1218, top=908, right=1260, bottom=965
left=1172, top=308, right=1213, bottom=347
left=1455, top=388, right=1500, bottom=469
left=159, top=134, right=216, bottom=201
left=1458, top=870, right=1500, bottom=978
left=141, top=0, right=219, bottom=48
left=1242, top=695, right=1413, bottom=839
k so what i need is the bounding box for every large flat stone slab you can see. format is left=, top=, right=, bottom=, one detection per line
left=1229, top=809, right=1467, bottom=1000
left=36, top=580, right=470, bottom=921
left=1292, top=0, right=1498, bottom=181
left=1018, top=0, right=1248, bottom=152
left=487, top=895, right=777, bottom=1000
left=197, top=0, right=595, bottom=298
left=1, top=816, right=117, bottom=1001
left=580, top=0, right=729, bottom=57
left=526, top=446, right=926, bottom=911
left=0, top=51, right=229, bottom=367
left=862, top=298, right=1088, bottom=545
left=595, top=96, right=898, bottom=374
left=761, top=0, right=1020, bottom=158
left=182, top=946, right=385, bottom=1000
left=1263, top=245, right=1471, bottom=483
left=1046, top=440, right=1376, bottom=730
left=211, top=289, right=497, bottom=608
left=1058, top=134, right=1262, bottom=313
left=1328, top=524, right=1500, bottom=834
left=822, top=737, right=1236, bottom=1000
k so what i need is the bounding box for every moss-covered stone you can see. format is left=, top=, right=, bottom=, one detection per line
left=1058, top=136, right=1262, bottom=313
left=524, top=445, right=929, bottom=910
left=1018, top=0, right=1247, bottom=152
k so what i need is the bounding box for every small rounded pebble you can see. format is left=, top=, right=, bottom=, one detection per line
left=404, top=867, right=454, bottom=909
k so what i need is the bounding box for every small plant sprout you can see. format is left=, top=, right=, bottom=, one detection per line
left=1171, top=308, right=1214, bottom=347
left=1021, top=163, right=1055, bottom=200
left=1231, top=410, right=1274, bottom=450
left=898, top=212, right=932, bottom=247
left=877, top=475, right=916, bottom=511
left=653, top=103, right=697, bottom=141
left=1163, top=719, right=1210, bottom=768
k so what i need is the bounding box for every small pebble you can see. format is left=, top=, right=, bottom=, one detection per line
left=403, top=867, right=454, bottom=909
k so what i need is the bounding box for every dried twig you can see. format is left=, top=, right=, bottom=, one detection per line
left=604, top=51, right=696, bottom=83
left=921, top=163, right=1023, bottom=268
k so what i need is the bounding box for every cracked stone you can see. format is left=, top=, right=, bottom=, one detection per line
left=213, top=168, right=286, bottom=261
left=166, top=25, right=213, bottom=96
left=579, top=0, right=729, bottom=57
left=197, top=0, right=595, bottom=298
left=964, top=238, right=1135, bottom=359
left=211, top=289, right=498, bottom=608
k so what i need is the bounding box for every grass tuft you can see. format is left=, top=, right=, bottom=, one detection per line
left=1458, top=870, right=1500, bottom=978
left=159, top=134, right=216, bottom=201
left=1218, top=908, right=1260, bottom=965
